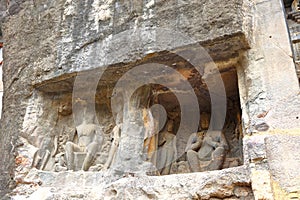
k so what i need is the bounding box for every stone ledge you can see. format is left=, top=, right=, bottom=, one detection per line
left=10, top=166, right=253, bottom=199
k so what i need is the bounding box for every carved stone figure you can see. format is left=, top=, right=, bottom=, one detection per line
left=32, top=136, right=54, bottom=170
left=53, top=152, right=67, bottom=172
left=186, top=130, right=228, bottom=172
left=102, top=123, right=121, bottom=170
left=185, top=132, right=204, bottom=152
left=143, top=108, right=158, bottom=164
left=65, top=115, right=104, bottom=171
left=292, top=0, right=300, bottom=12
left=157, top=120, right=177, bottom=175
left=112, top=86, right=159, bottom=175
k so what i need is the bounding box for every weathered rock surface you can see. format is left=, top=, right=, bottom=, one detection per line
left=0, top=0, right=299, bottom=199
left=237, top=0, right=299, bottom=134
left=0, top=0, right=252, bottom=196
left=265, top=134, right=300, bottom=193
left=9, top=166, right=253, bottom=200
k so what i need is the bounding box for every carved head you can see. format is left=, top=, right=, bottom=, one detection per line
left=197, top=131, right=205, bottom=139
left=166, top=119, right=174, bottom=132
left=200, top=112, right=210, bottom=130
left=58, top=102, right=72, bottom=116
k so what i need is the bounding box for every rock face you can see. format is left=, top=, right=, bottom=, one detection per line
left=11, top=167, right=253, bottom=200
left=265, top=134, right=300, bottom=195
left=103, top=167, right=253, bottom=200
left=0, top=0, right=299, bottom=199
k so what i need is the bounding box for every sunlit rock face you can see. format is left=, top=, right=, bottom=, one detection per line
left=0, top=0, right=299, bottom=199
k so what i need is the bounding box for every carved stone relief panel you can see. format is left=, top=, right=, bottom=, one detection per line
left=19, top=59, right=243, bottom=176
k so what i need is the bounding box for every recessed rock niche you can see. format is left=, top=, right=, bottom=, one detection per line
left=19, top=53, right=243, bottom=177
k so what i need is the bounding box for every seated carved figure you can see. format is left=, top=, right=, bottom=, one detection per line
left=185, top=130, right=228, bottom=172
left=65, top=116, right=104, bottom=171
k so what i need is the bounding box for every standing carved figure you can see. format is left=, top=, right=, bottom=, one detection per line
left=32, top=136, right=54, bottom=170
left=65, top=115, right=104, bottom=171
left=186, top=130, right=228, bottom=172
left=143, top=108, right=158, bottom=163
left=157, top=120, right=177, bottom=175
left=102, top=123, right=122, bottom=170
left=292, top=0, right=300, bottom=12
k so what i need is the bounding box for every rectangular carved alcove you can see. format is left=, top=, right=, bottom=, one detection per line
left=18, top=49, right=245, bottom=177
left=10, top=48, right=255, bottom=199
left=4, top=0, right=299, bottom=198
left=5, top=0, right=296, bottom=198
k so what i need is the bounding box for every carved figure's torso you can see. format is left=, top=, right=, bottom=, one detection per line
left=198, top=131, right=227, bottom=161
left=76, top=123, right=98, bottom=147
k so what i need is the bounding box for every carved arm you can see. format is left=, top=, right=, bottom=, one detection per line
left=185, top=133, right=202, bottom=152
left=203, top=135, right=219, bottom=148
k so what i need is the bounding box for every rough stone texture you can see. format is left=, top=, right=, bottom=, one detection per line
left=243, top=131, right=300, bottom=199
left=243, top=134, right=274, bottom=199
left=237, top=0, right=300, bottom=198
left=237, top=0, right=299, bottom=134
left=7, top=0, right=251, bottom=87
left=9, top=166, right=253, bottom=200
left=250, top=169, right=273, bottom=200
left=242, top=130, right=300, bottom=200
left=0, top=0, right=252, bottom=197
left=264, top=94, right=300, bottom=130
left=244, top=135, right=268, bottom=164
left=103, top=167, right=253, bottom=200
left=265, top=134, right=300, bottom=195
left=0, top=0, right=63, bottom=196
left=51, top=0, right=249, bottom=79
left=0, top=49, right=2, bottom=119
left=0, top=0, right=299, bottom=199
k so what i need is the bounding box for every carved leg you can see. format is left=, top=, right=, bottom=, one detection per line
left=161, top=163, right=171, bottom=175
left=65, top=142, right=80, bottom=170
left=148, top=136, right=157, bottom=163
left=157, top=147, right=167, bottom=174
left=82, top=154, right=94, bottom=171
left=187, top=150, right=201, bottom=172
left=207, top=147, right=226, bottom=171
left=143, top=138, right=150, bottom=160
left=82, top=142, right=101, bottom=171
left=32, top=150, right=41, bottom=169
left=40, top=150, right=50, bottom=170
left=161, top=148, right=174, bottom=175
left=103, top=138, right=119, bottom=170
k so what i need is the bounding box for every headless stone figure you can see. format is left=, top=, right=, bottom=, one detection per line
left=157, top=120, right=177, bottom=175
left=65, top=116, right=104, bottom=171
left=103, top=123, right=121, bottom=170
left=32, top=136, right=53, bottom=170
left=186, top=130, right=228, bottom=172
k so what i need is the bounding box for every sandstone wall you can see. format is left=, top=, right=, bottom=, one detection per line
left=0, top=0, right=299, bottom=199
left=0, top=0, right=63, bottom=196
left=238, top=0, right=300, bottom=198
left=0, top=56, right=3, bottom=119
left=0, top=0, right=251, bottom=196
